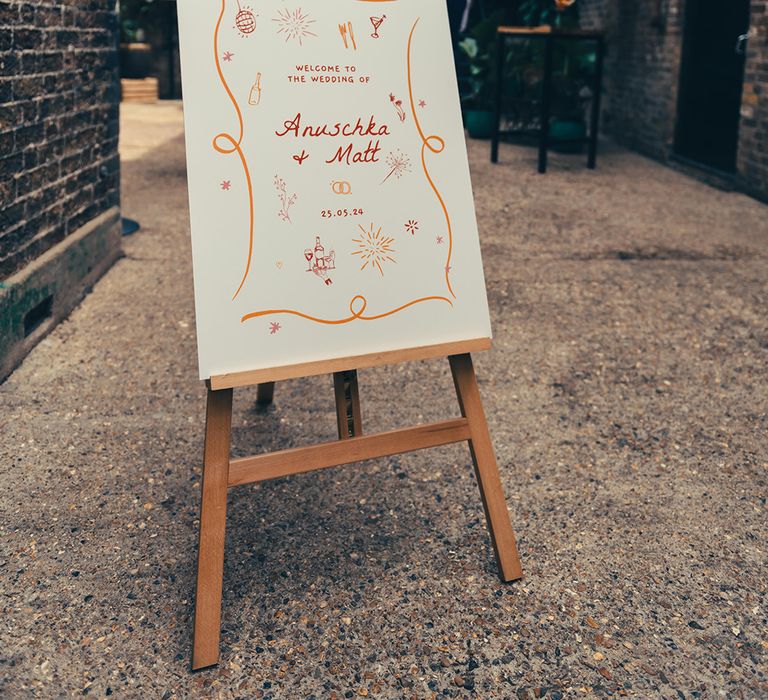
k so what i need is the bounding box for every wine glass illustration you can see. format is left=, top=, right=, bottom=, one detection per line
left=370, top=15, right=385, bottom=39
left=304, top=249, right=314, bottom=271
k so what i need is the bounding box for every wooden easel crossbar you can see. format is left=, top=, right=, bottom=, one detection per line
left=192, top=339, right=523, bottom=670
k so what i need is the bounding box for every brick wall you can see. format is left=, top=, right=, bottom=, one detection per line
left=578, top=0, right=609, bottom=31
left=0, top=0, right=121, bottom=281
left=738, top=2, right=768, bottom=199
left=578, top=0, right=685, bottom=161
left=578, top=0, right=768, bottom=201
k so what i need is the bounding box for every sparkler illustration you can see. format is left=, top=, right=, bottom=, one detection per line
left=273, top=7, right=317, bottom=45
left=352, top=223, right=397, bottom=276
left=381, top=149, right=411, bottom=184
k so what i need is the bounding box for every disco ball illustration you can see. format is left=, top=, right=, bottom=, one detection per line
left=235, top=8, right=256, bottom=35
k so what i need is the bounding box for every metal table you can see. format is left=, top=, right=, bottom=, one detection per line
left=491, top=26, right=606, bottom=173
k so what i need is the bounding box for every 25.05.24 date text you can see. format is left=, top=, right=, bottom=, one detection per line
left=321, top=208, right=364, bottom=219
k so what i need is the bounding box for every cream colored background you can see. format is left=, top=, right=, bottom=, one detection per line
left=177, top=0, right=492, bottom=379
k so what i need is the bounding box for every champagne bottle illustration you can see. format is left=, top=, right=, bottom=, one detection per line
left=248, top=72, right=262, bottom=106
left=314, top=236, right=326, bottom=269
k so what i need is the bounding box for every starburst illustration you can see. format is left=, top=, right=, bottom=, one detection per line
left=220, top=180, right=231, bottom=191
left=405, top=219, right=419, bottom=235
left=352, top=223, right=397, bottom=276
left=382, top=150, right=411, bottom=184
left=222, top=51, right=235, bottom=62
left=269, top=321, right=282, bottom=335
left=273, top=7, right=317, bottom=45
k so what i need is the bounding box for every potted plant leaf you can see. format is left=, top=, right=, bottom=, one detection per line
left=457, top=6, right=518, bottom=140
left=118, top=0, right=157, bottom=79
left=516, top=0, right=592, bottom=152
left=550, top=41, right=595, bottom=152
left=458, top=35, right=498, bottom=138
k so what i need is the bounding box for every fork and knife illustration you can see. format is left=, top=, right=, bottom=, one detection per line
left=338, top=21, right=357, bottom=50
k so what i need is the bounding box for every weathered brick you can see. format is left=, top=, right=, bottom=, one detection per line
left=0, top=49, right=19, bottom=76
left=0, top=0, right=119, bottom=279
left=0, top=3, right=19, bottom=26
left=579, top=0, right=768, bottom=200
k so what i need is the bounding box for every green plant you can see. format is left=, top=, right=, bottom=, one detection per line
left=457, top=8, right=517, bottom=111
left=458, top=0, right=594, bottom=129
left=518, top=0, right=579, bottom=29
left=458, top=36, right=493, bottom=110
left=550, top=40, right=596, bottom=121
left=118, top=0, right=159, bottom=43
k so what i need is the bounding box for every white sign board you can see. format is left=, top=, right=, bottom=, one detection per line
left=177, top=0, right=492, bottom=380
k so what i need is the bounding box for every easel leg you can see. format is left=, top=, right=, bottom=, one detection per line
left=192, top=387, right=233, bottom=670
left=333, top=370, right=362, bottom=439
left=256, top=382, right=275, bottom=407
left=449, top=354, right=523, bottom=582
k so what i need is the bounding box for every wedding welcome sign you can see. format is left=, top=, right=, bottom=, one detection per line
left=177, top=3, right=523, bottom=671
left=177, top=0, right=492, bottom=379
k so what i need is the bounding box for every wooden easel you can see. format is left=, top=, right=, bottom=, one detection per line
left=191, top=339, right=523, bottom=670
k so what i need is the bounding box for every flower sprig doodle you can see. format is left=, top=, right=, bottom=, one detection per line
left=274, top=175, right=297, bottom=223
left=389, top=93, right=406, bottom=123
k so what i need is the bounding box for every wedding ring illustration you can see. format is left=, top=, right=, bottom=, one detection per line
left=332, top=180, right=352, bottom=195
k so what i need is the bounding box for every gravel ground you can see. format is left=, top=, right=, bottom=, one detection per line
left=1, top=102, right=767, bottom=699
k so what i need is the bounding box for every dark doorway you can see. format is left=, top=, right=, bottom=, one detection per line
left=675, top=0, right=751, bottom=172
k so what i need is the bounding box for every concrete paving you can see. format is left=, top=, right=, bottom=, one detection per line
left=1, top=102, right=767, bottom=699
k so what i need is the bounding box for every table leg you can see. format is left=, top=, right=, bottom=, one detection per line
left=491, top=33, right=505, bottom=164
left=538, top=36, right=554, bottom=174
left=588, top=37, right=605, bottom=170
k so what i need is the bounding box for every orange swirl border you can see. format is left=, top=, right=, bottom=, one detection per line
left=406, top=17, right=456, bottom=300
left=236, top=15, right=455, bottom=326
left=213, top=0, right=255, bottom=301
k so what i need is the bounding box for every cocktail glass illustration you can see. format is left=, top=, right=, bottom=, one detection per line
left=304, top=249, right=314, bottom=271
left=370, top=15, right=385, bottom=39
